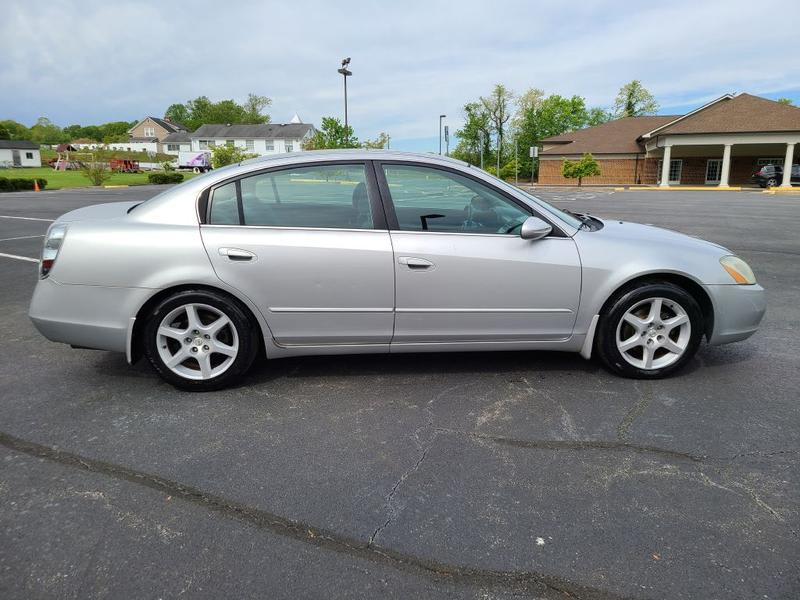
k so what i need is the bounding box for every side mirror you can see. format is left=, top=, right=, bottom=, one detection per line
left=520, top=216, right=552, bottom=241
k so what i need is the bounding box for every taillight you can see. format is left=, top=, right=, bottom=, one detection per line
left=40, top=223, right=67, bottom=278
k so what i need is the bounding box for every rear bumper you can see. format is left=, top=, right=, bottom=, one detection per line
left=704, top=283, right=766, bottom=345
left=29, top=277, right=152, bottom=353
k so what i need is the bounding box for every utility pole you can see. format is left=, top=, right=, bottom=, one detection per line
left=438, top=114, right=446, bottom=155
left=386, top=134, right=390, bottom=149
left=337, top=58, right=352, bottom=137
left=514, top=138, right=518, bottom=186
left=444, top=125, right=449, bottom=156
left=496, top=132, right=501, bottom=175
left=479, top=130, right=485, bottom=170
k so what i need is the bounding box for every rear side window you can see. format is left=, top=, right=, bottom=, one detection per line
left=208, top=181, right=239, bottom=225
left=242, top=164, right=373, bottom=229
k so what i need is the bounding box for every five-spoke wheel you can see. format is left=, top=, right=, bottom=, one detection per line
left=596, top=282, right=703, bottom=378
left=144, top=290, right=258, bottom=391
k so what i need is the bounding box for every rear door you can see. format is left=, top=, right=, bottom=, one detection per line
left=200, top=161, right=395, bottom=346
left=376, top=162, right=581, bottom=344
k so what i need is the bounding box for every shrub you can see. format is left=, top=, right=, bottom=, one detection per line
left=210, top=144, right=257, bottom=168
left=500, top=159, right=519, bottom=180
left=562, top=153, right=601, bottom=186
left=0, top=177, right=47, bottom=192
left=148, top=173, right=184, bottom=185
left=81, top=161, right=113, bottom=186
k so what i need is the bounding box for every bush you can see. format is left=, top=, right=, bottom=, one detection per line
left=210, top=144, right=257, bottom=168
left=0, top=177, right=47, bottom=192
left=500, top=159, right=519, bottom=180
left=81, top=161, right=113, bottom=186
left=148, top=173, right=184, bottom=185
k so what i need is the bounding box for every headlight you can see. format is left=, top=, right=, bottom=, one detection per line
left=41, top=223, right=68, bottom=278
left=720, top=255, right=756, bottom=285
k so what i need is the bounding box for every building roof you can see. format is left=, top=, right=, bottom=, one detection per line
left=191, top=123, right=314, bottom=140
left=653, top=93, right=800, bottom=135
left=540, top=116, right=676, bottom=155
left=0, top=140, right=38, bottom=150
left=128, top=116, right=187, bottom=134
left=162, top=131, right=192, bottom=143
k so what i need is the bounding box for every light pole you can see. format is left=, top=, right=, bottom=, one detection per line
left=337, top=57, right=352, bottom=134
left=479, top=130, right=485, bottom=170
left=439, top=114, right=446, bottom=155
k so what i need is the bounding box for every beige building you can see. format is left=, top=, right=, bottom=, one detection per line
left=539, top=93, right=800, bottom=187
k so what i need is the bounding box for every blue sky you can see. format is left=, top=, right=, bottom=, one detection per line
left=2, top=0, right=799, bottom=152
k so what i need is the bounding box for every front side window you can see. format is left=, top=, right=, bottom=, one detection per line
left=199, top=140, right=209, bottom=150
left=144, top=126, right=155, bottom=137
left=209, top=164, right=373, bottom=229
left=381, top=164, right=530, bottom=234
left=265, top=141, right=275, bottom=151
left=245, top=139, right=255, bottom=151
left=167, top=144, right=179, bottom=151
left=25, top=152, right=33, bottom=159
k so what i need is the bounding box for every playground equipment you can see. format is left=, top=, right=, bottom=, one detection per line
left=51, top=151, right=94, bottom=171
left=109, top=159, right=140, bottom=173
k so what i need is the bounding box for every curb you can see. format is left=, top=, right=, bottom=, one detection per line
left=103, top=185, right=130, bottom=189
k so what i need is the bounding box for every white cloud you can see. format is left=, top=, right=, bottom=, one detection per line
left=2, top=0, right=798, bottom=150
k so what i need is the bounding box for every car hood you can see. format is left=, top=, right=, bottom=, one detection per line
left=586, top=218, right=731, bottom=254
left=55, top=201, right=141, bottom=223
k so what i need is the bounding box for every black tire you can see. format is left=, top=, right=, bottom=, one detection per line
left=143, top=289, right=259, bottom=391
left=595, top=282, right=704, bottom=379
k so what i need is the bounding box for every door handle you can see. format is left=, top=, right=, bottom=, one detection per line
left=398, top=256, right=434, bottom=270
left=218, top=247, right=256, bottom=261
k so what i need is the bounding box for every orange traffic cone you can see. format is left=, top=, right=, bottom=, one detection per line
left=33, top=179, right=40, bottom=192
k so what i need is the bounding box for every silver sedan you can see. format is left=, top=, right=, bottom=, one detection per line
left=29, top=151, right=766, bottom=390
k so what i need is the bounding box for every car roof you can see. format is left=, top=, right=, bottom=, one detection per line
left=240, top=149, right=471, bottom=168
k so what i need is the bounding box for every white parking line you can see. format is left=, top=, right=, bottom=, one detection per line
left=0, top=252, right=39, bottom=263
left=0, top=215, right=55, bottom=222
left=0, top=234, right=45, bottom=242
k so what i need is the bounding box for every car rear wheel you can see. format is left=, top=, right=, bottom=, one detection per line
left=595, top=282, right=703, bottom=378
left=766, top=177, right=778, bottom=187
left=143, top=290, right=259, bottom=391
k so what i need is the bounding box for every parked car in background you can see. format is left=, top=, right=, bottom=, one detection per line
left=29, top=151, right=766, bottom=390
left=751, top=163, right=800, bottom=187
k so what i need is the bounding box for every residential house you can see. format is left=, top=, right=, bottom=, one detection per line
left=74, top=116, right=188, bottom=155
left=189, top=122, right=314, bottom=157
left=0, top=140, right=42, bottom=167
left=161, top=131, right=192, bottom=156
left=539, top=93, right=800, bottom=187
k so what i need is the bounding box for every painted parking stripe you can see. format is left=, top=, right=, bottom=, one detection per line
left=0, top=215, right=55, bottom=222
left=0, top=234, right=45, bottom=242
left=0, top=252, right=39, bottom=263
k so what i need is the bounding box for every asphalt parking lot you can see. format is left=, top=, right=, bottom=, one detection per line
left=0, top=184, right=798, bottom=599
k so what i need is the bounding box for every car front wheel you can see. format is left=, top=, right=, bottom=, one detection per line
left=595, top=282, right=703, bottom=378
left=143, top=290, right=259, bottom=391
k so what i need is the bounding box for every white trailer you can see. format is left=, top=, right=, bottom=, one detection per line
left=177, top=151, right=212, bottom=173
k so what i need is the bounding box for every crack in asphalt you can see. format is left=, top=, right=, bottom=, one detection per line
left=0, top=430, right=635, bottom=600
left=616, top=383, right=652, bottom=441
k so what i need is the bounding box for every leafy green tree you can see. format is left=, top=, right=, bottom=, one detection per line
left=587, top=107, right=612, bottom=126
left=0, top=125, right=9, bottom=140
left=164, top=103, right=191, bottom=124
left=304, top=117, right=359, bottom=149
left=29, top=117, right=66, bottom=144
left=481, top=84, right=514, bottom=169
left=209, top=144, right=258, bottom=168
left=0, top=120, right=31, bottom=140
left=362, top=132, right=389, bottom=149
left=562, top=153, right=601, bottom=186
left=169, top=94, right=272, bottom=131
left=100, top=121, right=134, bottom=142
left=777, top=97, right=794, bottom=106
left=451, top=102, right=492, bottom=166
left=242, top=93, right=272, bottom=123
left=613, top=80, right=659, bottom=117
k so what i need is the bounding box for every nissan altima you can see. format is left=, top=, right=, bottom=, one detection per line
left=29, top=151, right=766, bottom=390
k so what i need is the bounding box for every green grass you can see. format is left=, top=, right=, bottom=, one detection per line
left=0, top=167, right=200, bottom=190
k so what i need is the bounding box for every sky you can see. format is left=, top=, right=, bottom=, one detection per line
left=2, top=0, right=799, bottom=152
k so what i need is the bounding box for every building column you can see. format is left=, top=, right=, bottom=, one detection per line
left=719, top=143, right=733, bottom=187
left=659, top=145, right=672, bottom=187
left=780, top=143, right=795, bottom=187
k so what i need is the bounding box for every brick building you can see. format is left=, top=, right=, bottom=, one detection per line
left=538, top=93, right=800, bottom=187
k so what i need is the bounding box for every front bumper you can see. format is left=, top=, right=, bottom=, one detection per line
left=704, top=283, right=766, bottom=345
left=29, top=277, right=152, bottom=353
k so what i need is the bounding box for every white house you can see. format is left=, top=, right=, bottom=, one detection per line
left=160, top=131, right=192, bottom=156
left=188, top=121, right=314, bottom=157
left=0, top=140, right=42, bottom=167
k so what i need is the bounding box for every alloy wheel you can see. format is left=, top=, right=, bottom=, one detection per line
left=615, top=297, right=691, bottom=370
left=156, top=303, right=239, bottom=380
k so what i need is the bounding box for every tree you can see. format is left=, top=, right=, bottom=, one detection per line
left=80, top=159, right=113, bottom=186
left=613, top=80, right=659, bottom=117
left=777, top=97, right=794, bottom=106
left=168, top=94, right=272, bottom=131
left=0, top=125, right=9, bottom=140
left=0, top=120, right=31, bottom=141
left=562, top=153, right=601, bottom=186
left=209, top=144, right=258, bottom=168
left=451, top=101, right=492, bottom=166
left=362, top=132, right=389, bottom=149
left=587, top=107, right=612, bottom=126
left=480, top=84, right=514, bottom=170
left=29, top=117, right=66, bottom=144
left=304, top=117, right=359, bottom=149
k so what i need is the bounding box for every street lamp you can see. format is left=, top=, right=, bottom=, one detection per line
left=337, top=57, right=352, bottom=132
left=439, top=114, right=446, bottom=155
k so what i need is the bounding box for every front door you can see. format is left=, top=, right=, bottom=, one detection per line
left=200, top=162, right=395, bottom=346
left=705, top=159, right=722, bottom=184
left=11, top=150, right=21, bottom=167
left=377, top=163, right=581, bottom=344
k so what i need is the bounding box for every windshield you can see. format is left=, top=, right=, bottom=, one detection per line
left=491, top=178, right=584, bottom=230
